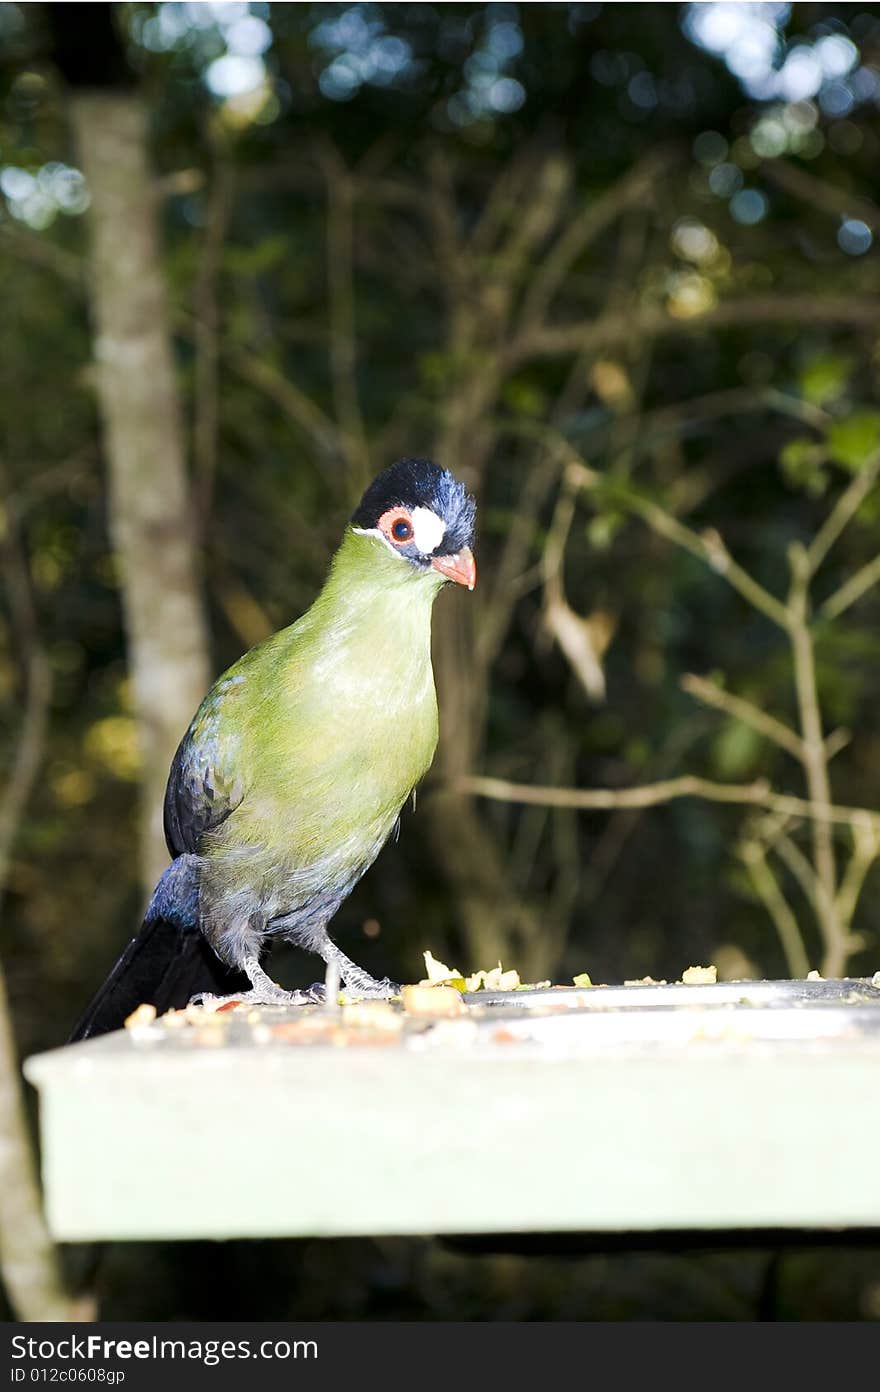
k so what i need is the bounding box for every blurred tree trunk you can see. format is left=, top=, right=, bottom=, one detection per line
left=0, top=512, right=71, bottom=1320
left=0, top=980, right=70, bottom=1320
left=70, top=95, right=211, bottom=891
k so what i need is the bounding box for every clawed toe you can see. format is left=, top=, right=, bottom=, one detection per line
left=187, top=958, right=400, bottom=1014
left=188, top=954, right=330, bottom=1013
left=341, top=975, right=401, bottom=1000
left=188, top=986, right=317, bottom=1012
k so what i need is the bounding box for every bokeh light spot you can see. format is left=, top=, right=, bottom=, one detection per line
left=729, top=188, right=768, bottom=224
left=204, top=53, right=265, bottom=98
left=837, top=219, right=873, bottom=256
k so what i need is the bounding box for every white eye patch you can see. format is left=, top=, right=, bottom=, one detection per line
left=353, top=505, right=448, bottom=558
left=409, top=507, right=447, bottom=555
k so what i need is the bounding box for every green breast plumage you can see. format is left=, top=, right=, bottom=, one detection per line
left=184, top=529, right=443, bottom=915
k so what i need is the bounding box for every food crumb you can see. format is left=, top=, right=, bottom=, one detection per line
left=681, top=965, right=717, bottom=985
left=124, top=1003, right=157, bottom=1030
left=465, top=964, right=521, bottom=992
left=420, top=951, right=465, bottom=990
left=343, top=1001, right=404, bottom=1034
left=402, top=984, right=466, bottom=1017
left=418, top=950, right=521, bottom=992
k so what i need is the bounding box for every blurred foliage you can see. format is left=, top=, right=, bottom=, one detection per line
left=2, top=0, right=880, bottom=1318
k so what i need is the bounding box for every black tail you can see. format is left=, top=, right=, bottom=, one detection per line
left=70, top=859, right=249, bottom=1042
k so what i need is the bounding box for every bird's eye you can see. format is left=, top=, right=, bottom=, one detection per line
left=392, top=518, right=413, bottom=543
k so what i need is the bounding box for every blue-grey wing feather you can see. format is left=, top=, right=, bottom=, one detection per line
left=163, top=677, right=245, bottom=856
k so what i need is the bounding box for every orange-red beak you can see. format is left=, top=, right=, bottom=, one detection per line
left=431, top=547, right=476, bottom=590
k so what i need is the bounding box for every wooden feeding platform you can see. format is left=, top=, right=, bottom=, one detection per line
left=24, top=975, right=880, bottom=1243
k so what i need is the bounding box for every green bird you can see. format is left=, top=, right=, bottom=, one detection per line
left=72, top=458, right=476, bottom=1038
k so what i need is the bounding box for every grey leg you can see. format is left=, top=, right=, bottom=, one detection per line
left=262, top=911, right=401, bottom=1001
left=318, top=941, right=400, bottom=999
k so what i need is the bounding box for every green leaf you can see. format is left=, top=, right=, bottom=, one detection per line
left=418, top=352, right=454, bottom=388
left=223, top=235, right=290, bottom=276
left=712, top=719, right=763, bottom=779
left=799, top=353, right=852, bottom=407
left=779, top=436, right=827, bottom=495
left=501, top=380, right=548, bottom=417
left=587, top=512, right=624, bottom=550
left=827, top=412, right=880, bottom=472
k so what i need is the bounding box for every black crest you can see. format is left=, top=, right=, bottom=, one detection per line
left=352, top=458, right=476, bottom=556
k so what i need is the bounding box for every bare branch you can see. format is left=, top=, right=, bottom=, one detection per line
left=459, top=773, right=880, bottom=829
left=806, top=451, right=880, bottom=576
left=824, top=727, right=851, bottom=762
left=356, top=175, right=424, bottom=211
left=505, top=295, right=880, bottom=371
left=319, top=144, right=370, bottom=490
left=469, top=149, right=552, bottom=256
left=0, top=224, right=84, bottom=286
left=568, top=460, right=791, bottom=630
left=765, top=821, right=831, bottom=925
left=492, top=155, right=570, bottom=317
left=476, top=446, right=563, bottom=670
left=518, top=148, right=673, bottom=332
left=786, top=543, right=843, bottom=967
left=193, top=155, right=234, bottom=519
left=739, top=837, right=811, bottom=978
left=476, top=332, right=611, bottom=680
left=221, top=342, right=346, bottom=464
left=542, top=478, right=577, bottom=600
left=759, top=387, right=834, bottom=432
left=681, top=673, right=804, bottom=761
left=836, top=816, right=880, bottom=931
left=762, top=158, right=880, bottom=231
left=541, top=479, right=610, bottom=702
left=821, top=551, right=880, bottom=621
left=426, top=152, right=465, bottom=287
left=637, top=386, right=831, bottom=447
left=156, top=167, right=205, bottom=198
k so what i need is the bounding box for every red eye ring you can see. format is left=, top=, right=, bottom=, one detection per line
left=378, top=508, right=414, bottom=546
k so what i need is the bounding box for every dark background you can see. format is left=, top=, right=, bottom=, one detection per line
left=1, top=0, right=880, bottom=1320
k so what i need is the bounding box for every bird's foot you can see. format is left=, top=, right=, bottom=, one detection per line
left=189, top=983, right=323, bottom=1013
left=190, top=956, right=325, bottom=1013
left=279, top=974, right=400, bottom=1005
left=319, top=943, right=400, bottom=999
left=339, top=970, right=401, bottom=1000
left=318, top=946, right=401, bottom=999
left=289, top=981, right=332, bottom=1004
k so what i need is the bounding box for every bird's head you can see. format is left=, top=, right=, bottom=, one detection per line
left=351, top=457, right=476, bottom=590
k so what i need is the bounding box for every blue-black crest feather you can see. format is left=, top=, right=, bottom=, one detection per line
left=351, top=457, right=475, bottom=556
